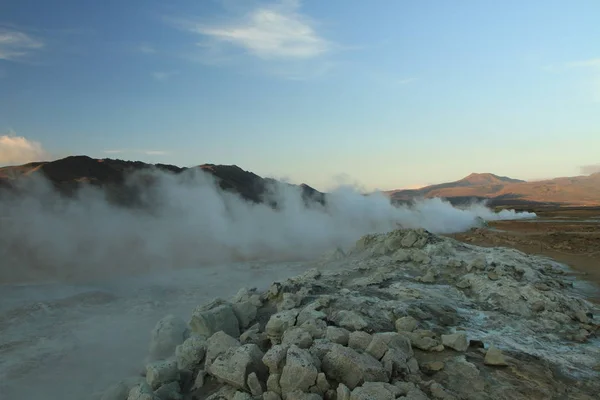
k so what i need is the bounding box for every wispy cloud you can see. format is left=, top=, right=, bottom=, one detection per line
left=566, top=58, right=600, bottom=68
left=187, top=0, right=330, bottom=60
left=138, top=43, right=156, bottom=54
left=0, top=131, right=49, bottom=166
left=396, top=78, right=417, bottom=85
left=580, top=163, right=600, bottom=175
left=152, top=71, right=179, bottom=81
left=0, top=29, right=44, bottom=61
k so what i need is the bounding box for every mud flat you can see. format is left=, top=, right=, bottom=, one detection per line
left=92, top=229, right=599, bottom=400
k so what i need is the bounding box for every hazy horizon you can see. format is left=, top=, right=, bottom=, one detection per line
left=1, top=0, right=600, bottom=190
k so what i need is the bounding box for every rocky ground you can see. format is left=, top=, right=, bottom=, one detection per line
left=450, top=211, right=600, bottom=292
left=97, top=229, right=600, bottom=400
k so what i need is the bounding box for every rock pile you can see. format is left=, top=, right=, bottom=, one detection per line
left=100, top=229, right=600, bottom=400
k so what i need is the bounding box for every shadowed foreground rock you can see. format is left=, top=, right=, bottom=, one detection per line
left=97, top=229, right=600, bottom=400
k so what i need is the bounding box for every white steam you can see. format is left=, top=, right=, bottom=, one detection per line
left=0, top=168, right=535, bottom=283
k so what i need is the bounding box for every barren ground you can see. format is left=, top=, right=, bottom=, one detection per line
left=449, top=208, right=600, bottom=300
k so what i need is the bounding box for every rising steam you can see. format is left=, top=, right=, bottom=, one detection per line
left=0, top=168, right=535, bottom=283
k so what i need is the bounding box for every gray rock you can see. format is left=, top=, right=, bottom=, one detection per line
left=286, top=391, right=323, bottom=400
left=321, top=345, right=388, bottom=389
left=407, top=357, right=419, bottom=374
left=233, top=391, right=253, bottom=400
left=403, top=331, right=439, bottom=351
left=205, top=386, right=238, bottom=400
left=395, top=316, right=418, bottom=333
left=192, top=370, right=206, bottom=390
left=266, top=310, right=299, bottom=343
left=267, top=373, right=282, bottom=394
left=278, top=293, right=301, bottom=311
left=350, top=382, right=395, bottom=400
left=315, top=373, right=330, bottom=394
left=348, top=331, right=372, bottom=352
left=484, top=346, right=508, bottom=366
left=381, top=348, right=409, bottom=378
left=149, top=315, right=190, bottom=361
left=282, top=327, right=314, bottom=349
left=330, top=310, right=368, bottom=331
left=337, top=383, right=351, bottom=400
left=300, top=319, right=327, bottom=339
left=190, top=304, right=240, bottom=338
left=310, top=339, right=338, bottom=361
left=280, top=345, right=319, bottom=396
left=154, top=382, right=182, bottom=400
left=326, top=326, right=350, bottom=345
left=146, top=360, right=179, bottom=390
left=441, top=333, right=468, bottom=352
left=205, top=331, right=241, bottom=369
left=101, top=378, right=144, bottom=400
left=365, top=334, right=389, bottom=360
left=248, top=372, right=264, bottom=396
left=233, top=301, right=258, bottom=329
left=264, top=391, right=282, bottom=400
left=209, top=344, right=266, bottom=390
left=175, top=335, right=206, bottom=371
left=531, top=301, right=546, bottom=313
left=263, top=344, right=290, bottom=374
left=297, top=302, right=328, bottom=326
left=128, top=382, right=158, bottom=400
left=374, top=332, right=413, bottom=358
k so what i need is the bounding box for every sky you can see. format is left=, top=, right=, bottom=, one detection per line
left=0, top=0, right=599, bottom=191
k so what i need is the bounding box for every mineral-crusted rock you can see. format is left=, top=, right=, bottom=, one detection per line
left=326, top=326, right=350, bottom=345
left=190, top=304, right=240, bottom=338
left=282, top=327, right=314, bottom=349
left=441, top=333, right=468, bottom=352
left=286, top=391, right=323, bottom=400
left=175, top=335, right=206, bottom=371
left=263, top=344, right=289, bottom=374
left=233, top=301, right=258, bottom=330
left=267, top=373, right=282, bottom=394
left=365, top=334, right=389, bottom=360
left=264, top=391, right=283, bottom=400
left=330, top=310, right=368, bottom=331
left=266, top=310, right=299, bottom=343
left=337, top=383, right=351, bottom=400
left=209, top=344, right=266, bottom=390
left=321, top=346, right=388, bottom=389
left=232, top=391, right=253, bottom=400
left=248, top=372, right=264, bottom=396
left=300, top=319, right=327, bottom=339
left=128, top=382, right=159, bottom=400
left=205, top=331, right=241, bottom=369
left=348, top=331, right=372, bottom=352
left=395, top=316, right=418, bottom=333
left=280, top=345, right=319, bottom=396
left=484, top=346, right=508, bottom=366
left=350, top=382, right=395, bottom=400
left=154, top=381, right=182, bottom=400
left=297, top=302, right=328, bottom=326
left=403, top=331, right=439, bottom=351
left=149, top=315, right=190, bottom=361
left=421, top=361, right=445, bottom=375
left=146, top=360, right=179, bottom=390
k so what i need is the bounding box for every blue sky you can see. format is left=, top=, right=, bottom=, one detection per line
left=1, top=0, right=599, bottom=190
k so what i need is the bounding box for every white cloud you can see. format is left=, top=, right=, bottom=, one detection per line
left=152, top=71, right=179, bottom=81
left=138, top=44, right=156, bottom=54
left=188, top=0, right=329, bottom=60
left=0, top=132, right=49, bottom=166
left=0, top=29, right=44, bottom=61
left=396, top=78, right=416, bottom=85
left=566, top=58, right=600, bottom=68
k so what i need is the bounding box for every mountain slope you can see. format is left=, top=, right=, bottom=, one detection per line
left=386, top=172, right=600, bottom=206
left=0, top=156, right=325, bottom=206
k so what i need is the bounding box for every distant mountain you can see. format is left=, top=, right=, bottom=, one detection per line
left=386, top=172, right=600, bottom=207
left=0, top=156, right=325, bottom=206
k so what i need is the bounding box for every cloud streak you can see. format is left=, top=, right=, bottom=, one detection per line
left=186, top=0, right=330, bottom=60
left=0, top=29, right=44, bottom=61
left=566, top=58, right=600, bottom=68
left=0, top=132, right=49, bottom=166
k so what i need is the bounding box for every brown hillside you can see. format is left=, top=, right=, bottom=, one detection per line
left=387, top=172, right=600, bottom=206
